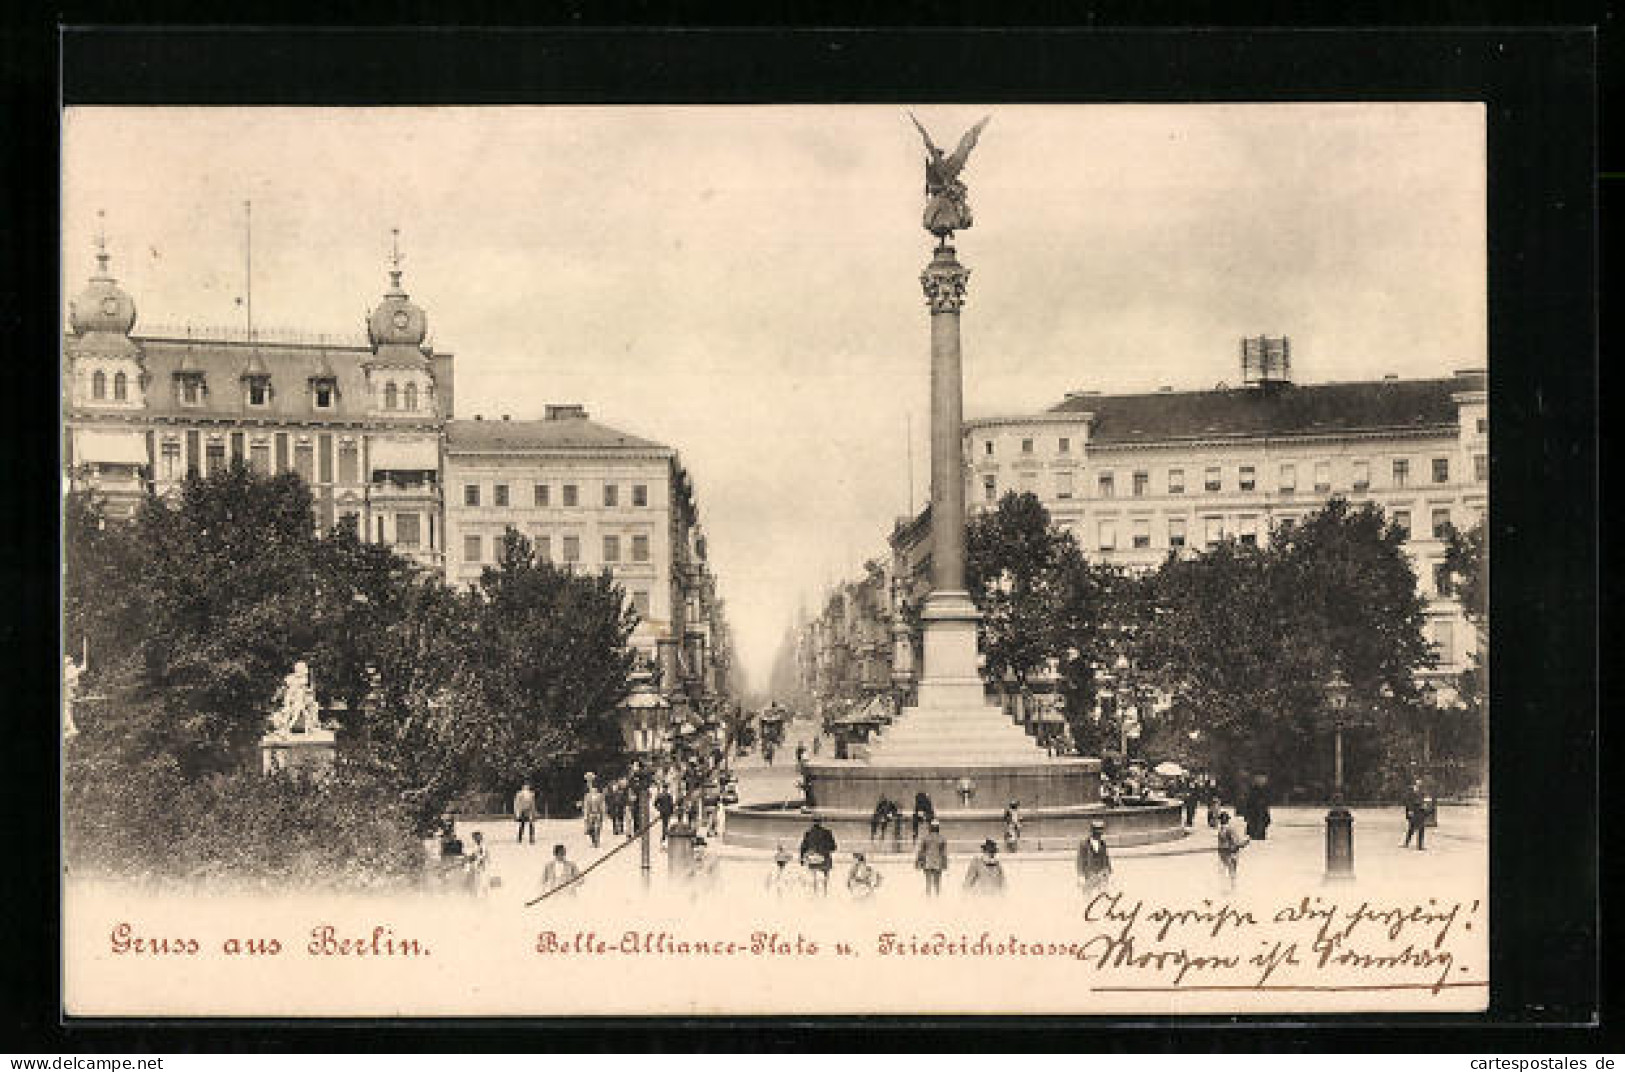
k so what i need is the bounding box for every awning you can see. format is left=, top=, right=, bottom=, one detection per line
left=368, top=436, right=439, bottom=471
left=73, top=428, right=147, bottom=466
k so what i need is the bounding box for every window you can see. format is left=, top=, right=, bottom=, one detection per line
left=1432, top=457, right=1450, bottom=484
left=1392, top=458, right=1410, bottom=487
left=563, top=484, right=579, bottom=507
left=1204, top=466, right=1221, bottom=493
left=1433, top=619, right=1456, bottom=664
left=338, top=442, right=358, bottom=483
left=534, top=484, right=550, bottom=507
left=1056, top=471, right=1074, bottom=500
left=1239, top=465, right=1256, bottom=492
left=1238, top=517, right=1258, bottom=547
left=338, top=511, right=359, bottom=535
left=396, top=514, right=421, bottom=547
left=1433, top=563, right=1453, bottom=597
left=1098, top=519, right=1117, bottom=551
left=603, top=535, right=621, bottom=562
left=384, top=382, right=398, bottom=410
left=632, top=534, right=650, bottom=562
left=536, top=535, right=552, bottom=561
left=1392, top=509, right=1411, bottom=538
left=1132, top=519, right=1151, bottom=549
left=287, top=442, right=310, bottom=482
left=318, top=436, right=333, bottom=483
left=562, top=535, right=581, bottom=563
left=206, top=441, right=227, bottom=477
left=1133, top=471, right=1149, bottom=497
left=181, top=376, right=204, bottom=406
left=248, top=378, right=269, bottom=406
left=1204, top=517, right=1223, bottom=546
left=604, top=483, right=619, bottom=508
left=114, top=371, right=128, bottom=401
left=983, top=476, right=997, bottom=503
left=1352, top=460, right=1370, bottom=492
left=1473, top=454, right=1488, bottom=482
left=249, top=442, right=271, bottom=474
left=464, top=484, right=481, bottom=507
left=1279, top=463, right=1296, bottom=492
left=1021, top=438, right=1034, bottom=455
left=1314, top=461, right=1331, bottom=493
left=1168, top=517, right=1187, bottom=548
left=159, top=441, right=181, bottom=480
left=632, top=589, right=651, bottom=619
left=1097, top=472, right=1115, bottom=498
left=376, top=516, right=386, bottom=543
left=983, top=440, right=994, bottom=456
left=91, top=370, right=106, bottom=400
left=1168, top=468, right=1185, bottom=495
left=1431, top=507, right=1451, bottom=540
left=463, top=534, right=482, bottom=563
left=313, top=380, right=334, bottom=409
left=1058, top=437, right=1070, bottom=454
left=403, top=383, right=418, bottom=411
left=632, top=484, right=648, bottom=507
left=1476, top=417, right=1487, bottom=434
left=494, top=484, right=510, bottom=508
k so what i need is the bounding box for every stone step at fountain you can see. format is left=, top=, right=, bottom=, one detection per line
left=864, top=701, right=1056, bottom=765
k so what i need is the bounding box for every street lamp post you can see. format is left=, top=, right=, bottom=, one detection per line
left=1323, top=667, right=1355, bottom=882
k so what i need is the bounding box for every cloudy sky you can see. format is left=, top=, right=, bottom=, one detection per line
left=63, top=104, right=1485, bottom=689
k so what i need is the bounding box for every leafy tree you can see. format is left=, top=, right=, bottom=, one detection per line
left=966, top=492, right=1075, bottom=706
left=1439, top=517, right=1489, bottom=791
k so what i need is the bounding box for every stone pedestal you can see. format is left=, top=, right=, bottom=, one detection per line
left=259, top=728, right=337, bottom=777
left=1324, top=805, right=1355, bottom=881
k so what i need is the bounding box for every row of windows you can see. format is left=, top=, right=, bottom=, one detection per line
left=461, top=532, right=651, bottom=566
left=983, top=455, right=1485, bottom=504
left=1085, top=505, right=1468, bottom=553
left=462, top=481, right=650, bottom=509
left=984, top=424, right=1488, bottom=458
left=88, top=370, right=132, bottom=401
left=155, top=431, right=432, bottom=488
left=168, top=373, right=343, bottom=411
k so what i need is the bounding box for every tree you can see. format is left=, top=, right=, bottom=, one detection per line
left=1439, top=517, right=1489, bottom=791
left=452, top=529, right=639, bottom=802
left=966, top=492, right=1075, bottom=707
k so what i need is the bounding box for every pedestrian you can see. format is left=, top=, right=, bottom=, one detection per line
left=1002, top=799, right=1023, bottom=853
left=1206, top=781, right=1221, bottom=828
left=1182, top=782, right=1200, bottom=827
left=1076, top=820, right=1112, bottom=893
left=465, top=830, right=490, bottom=897
left=1243, top=778, right=1272, bottom=841
left=911, top=791, right=936, bottom=840
left=915, top=818, right=948, bottom=896
left=654, top=784, right=675, bottom=841
left=582, top=780, right=607, bottom=849
left=846, top=851, right=882, bottom=900
left=799, top=815, right=837, bottom=896
left=870, top=796, right=898, bottom=841
left=963, top=838, right=1007, bottom=896
left=1216, top=811, right=1248, bottom=892
left=540, top=843, right=580, bottom=898
left=813, top=734, right=822, bottom=756
left=765, top=844, right=801, bottom=898
left=763, top=741, right=776, bottom=767
left=690, top=835, right=720, bottom=896
left=956, top=776, right=975, bottom=806
left=607, top=779, right=627, bottom=837
left=513, top=781, right=538, bottom=845
left=1402, top=782, right=1427, bottom=850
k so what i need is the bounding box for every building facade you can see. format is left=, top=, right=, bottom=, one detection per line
left=890, top=338, right=1487, bottom=704
left=63, top=234, right=734, bottom=722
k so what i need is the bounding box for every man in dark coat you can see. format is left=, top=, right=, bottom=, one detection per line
left=606, top=780, right=628, bottom=837
left=914, top=819, right=949, bottom=895
left=654, top=785, right=675, bottom=841
left=799, top=816, right=838, bottom=896
left=1076, top=820, right=1112, bottom=892
left=1402, top=782, right=1427, bottom=850
left=869, top=796, right=899, bottom=841
left=911, top=791, right=936, bottom=840
left=1242, top=780, right=1272, bottom=841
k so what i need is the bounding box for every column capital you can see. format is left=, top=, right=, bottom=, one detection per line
left=920, top=247, right=970, bottom=314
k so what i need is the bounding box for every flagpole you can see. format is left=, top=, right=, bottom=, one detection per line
left=244, top=200, right=253, bottom=342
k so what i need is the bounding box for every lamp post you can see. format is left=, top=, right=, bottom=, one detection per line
left=1323, top=667, right=1354, bottom=881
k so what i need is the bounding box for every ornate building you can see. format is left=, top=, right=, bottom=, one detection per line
left=63, top=234, right=448, bottom=571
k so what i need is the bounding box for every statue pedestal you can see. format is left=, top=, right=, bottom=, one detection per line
left=260, top=728, right=337, bottom=777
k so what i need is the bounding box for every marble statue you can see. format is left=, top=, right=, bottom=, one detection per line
left=270, top=660, right=323, bottom=735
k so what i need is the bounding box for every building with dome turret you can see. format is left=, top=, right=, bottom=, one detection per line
left=62, top=233, right=451, bottom=570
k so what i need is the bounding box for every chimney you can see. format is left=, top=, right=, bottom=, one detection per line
left=1157, top=385, right=1173, bottom=393
left=1240, top=335, right=1292, bottom=388
left=1383, top=373, right=1399, bottom=382
left=501, top=414, right=511, bottom=421
left=473, top=414, right=483, bottom=421
left=545, top=404, right=588, bottom=421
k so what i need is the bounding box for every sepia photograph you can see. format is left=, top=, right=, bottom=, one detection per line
left=59, top=101, right=1493, bottom=1018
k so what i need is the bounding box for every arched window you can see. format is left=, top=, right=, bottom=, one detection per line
left=113, top=371, right=128, bottom=401
left=91, top=370, right=106, bottom=400
left=403, top=383, right=418, bottom=411
left=384, top=382, right=398, bottom=410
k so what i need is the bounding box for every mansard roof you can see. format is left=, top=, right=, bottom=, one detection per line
left=444, top=415, right=670, bottom=454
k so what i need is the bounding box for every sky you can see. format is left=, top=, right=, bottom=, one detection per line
left=62, top=104, right=1486, bottom=691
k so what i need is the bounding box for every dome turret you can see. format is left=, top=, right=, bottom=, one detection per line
left=68, top=222, right=136, bottom=337
left=365, top=229, right=427, bottom=351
